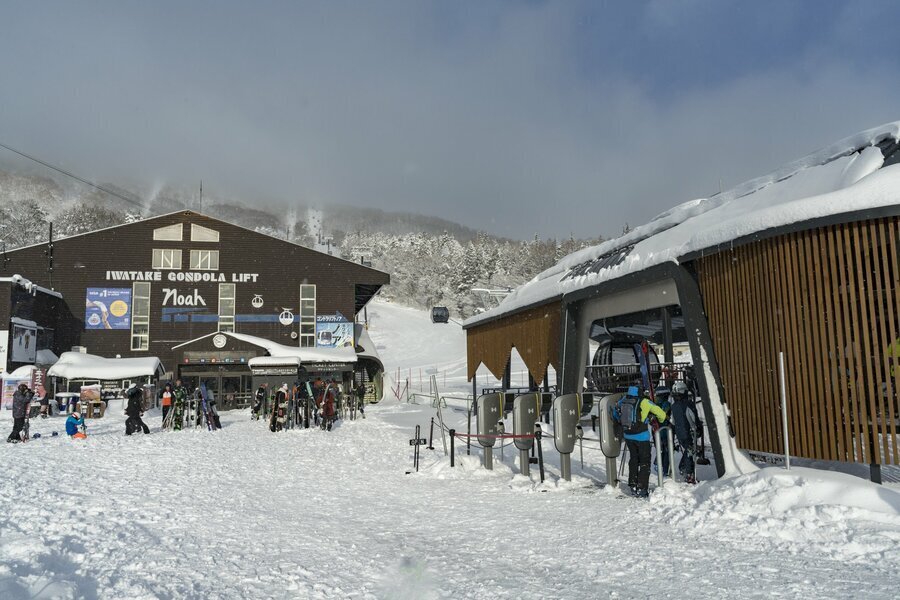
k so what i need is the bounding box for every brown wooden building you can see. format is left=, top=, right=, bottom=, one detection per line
left=464, top=122, right=900, bottom=480
left=0, top=210, right=389, bottom=403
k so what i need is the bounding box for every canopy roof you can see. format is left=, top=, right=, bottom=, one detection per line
left=466, top=120, right=900, bottom=328
left=48, top=352, right=165, bottom=380
left=225, top=332, right=357, bottom=365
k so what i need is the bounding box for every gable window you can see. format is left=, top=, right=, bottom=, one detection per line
left=153, top=223, right=183, bottom=241
left=191, top=224, right=220, bottom=242
left=218, top=283, right=235, bottom=332
left=190, top=249, right=219, bottom=270
left=300, top=284, right=316, bottom=348
left=131, top=282, right=151, bottom=351
left=152, top=249, right=182, bottom=270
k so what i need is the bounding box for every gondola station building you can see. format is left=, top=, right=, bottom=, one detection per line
left=0, top=210, right=390, bottom=406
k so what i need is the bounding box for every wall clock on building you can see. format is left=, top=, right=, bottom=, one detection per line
left=213, top=334, right=227, bottom=348
left=279, top=309, right=294, bottom=326
left=252, top=294, right=263, bottom=309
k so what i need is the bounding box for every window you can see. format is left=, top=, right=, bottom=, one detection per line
left=218, top=283, right=235, bottom=333
left=153, top=223, right=183, bottom=241
left=300, top=284, right=316, bottom=347
left=131, top=282, right=151, bottom=351
left=152, top=249, right=182, bottom=270
left=191, top=224, right=220, bottom=242
left=190, top=249, right=219, bottom=270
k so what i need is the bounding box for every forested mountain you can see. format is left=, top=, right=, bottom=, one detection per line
left=0, top=167, right=601, bottom=316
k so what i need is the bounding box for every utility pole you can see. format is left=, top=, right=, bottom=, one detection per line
left=45, top=222, right=54, bottom=289
left=199, top=180, right=203, bottom=213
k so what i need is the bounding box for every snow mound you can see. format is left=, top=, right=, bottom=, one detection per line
left=651, top=467, right=900, bottom=562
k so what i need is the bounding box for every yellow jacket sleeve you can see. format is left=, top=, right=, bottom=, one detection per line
left=641, top=398, right=668, bottom=423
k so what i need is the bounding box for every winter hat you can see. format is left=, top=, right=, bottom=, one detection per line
left=72, top=411, right=81, bottom=419
left=280, top=383, right=289, bottom=392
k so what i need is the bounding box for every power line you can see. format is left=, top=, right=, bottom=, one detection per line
left=0, top=140, right=145, bottom=211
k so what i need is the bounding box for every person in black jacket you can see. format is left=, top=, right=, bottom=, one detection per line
left=125, top=384, right=150, bottom=435
left=6, top=383, right=32, bottom=443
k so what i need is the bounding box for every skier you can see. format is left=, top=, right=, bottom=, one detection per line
left=252, top=383, right=268, bottom=420
left=66, top=411, right=87, bottom=439
left=6, top=383, right=32, bottom=443
left=172, top=379, right=187, bottom=431
left=125, top=383, right=150, bottom=435
left=670, top=381, right=699, bottom=483
left=320, top=386, right=337, bottom=431
left=160, top=382, right=174, bottom=428
left=613, top=385, right=668, bottom=497
left=355, top=382, right=366, bottom=419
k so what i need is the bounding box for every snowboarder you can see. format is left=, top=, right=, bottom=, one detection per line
left=125, top=383, right=150, bottom=435
left=7, top=383, right=32, bottom=443
left=613, top=385, right=668, bottom=497
left=160, top=382, right=174, bottom=428
left=172, top=379, right=187, bottom=431
left=66, top=411, right=87, bottom=439
left=670, top=381, right=699, bottom=483
left=253, top=384, right=268, bottom=421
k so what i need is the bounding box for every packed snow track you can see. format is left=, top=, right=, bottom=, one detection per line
left=1, top=400, right=899, bottom=599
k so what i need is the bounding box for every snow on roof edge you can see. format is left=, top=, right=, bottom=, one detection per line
left=465, top=120, right=900, bottom=328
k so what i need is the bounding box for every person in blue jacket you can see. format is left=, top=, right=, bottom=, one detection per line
left=66, top=411, right=85, bottom=438
left=615, top=386, right=668, bottom=497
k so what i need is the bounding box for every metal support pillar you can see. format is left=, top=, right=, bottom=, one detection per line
left=560, top=453, right=571, bottom=481
left=519, top=449, right=530, bottom=477
left=661, top=306, right=674, bottom=364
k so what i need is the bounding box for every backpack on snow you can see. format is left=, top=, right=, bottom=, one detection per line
left=615, top=395, right=645, bottom=435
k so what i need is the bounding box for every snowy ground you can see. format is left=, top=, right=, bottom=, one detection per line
left=1, top=301, right=899, bottom=599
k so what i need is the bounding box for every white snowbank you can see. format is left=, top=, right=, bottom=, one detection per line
left=651, top=467, right=900, bottom=563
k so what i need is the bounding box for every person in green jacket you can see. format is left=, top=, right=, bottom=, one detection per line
left=620, top=386, right=668, bottom=497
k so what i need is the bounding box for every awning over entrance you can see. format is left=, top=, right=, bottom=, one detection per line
left=48, top=352, right=166, bottom=380
left=465, top=303, right=560, bottom=384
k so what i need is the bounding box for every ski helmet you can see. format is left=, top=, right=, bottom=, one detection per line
left=627, top=385, right=639, bottom=397
left=72, top=411, right=81, bottom=419
left=671, top=381, right=688, bottom=396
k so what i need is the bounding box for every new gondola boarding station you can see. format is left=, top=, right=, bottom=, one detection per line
left=463, top=121, right=900, bottom=485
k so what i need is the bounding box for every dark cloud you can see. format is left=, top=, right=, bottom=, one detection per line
left=1, top=1, right=898, bottom=238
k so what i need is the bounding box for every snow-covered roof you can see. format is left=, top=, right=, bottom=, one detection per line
left=48, top=352, right=165, bottom=380
left=36, top=349, right=59, bottom=366
left=226, top=331, right=357, bottom=364
left=354, top=324, right=384, bottom=371
left=466, top=120, right=900, bottom=327
left=0, top=275, right=63, bottom=299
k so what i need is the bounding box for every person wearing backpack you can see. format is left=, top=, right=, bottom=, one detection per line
left=614, top=385, right=668, bottom=497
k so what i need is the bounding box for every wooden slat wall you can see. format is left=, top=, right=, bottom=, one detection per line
left=696, top=217, right=900, bottom=465
left=466, top=304, right=560, bottom=384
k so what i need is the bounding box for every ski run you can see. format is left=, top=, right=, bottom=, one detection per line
left=2, top=301, right=900, bottom=599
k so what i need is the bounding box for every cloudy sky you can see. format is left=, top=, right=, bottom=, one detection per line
left=2, top=1, right=900, bottom=238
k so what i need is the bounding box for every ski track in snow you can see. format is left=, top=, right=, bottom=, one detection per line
left=1, top=401, right=899, bottom=599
